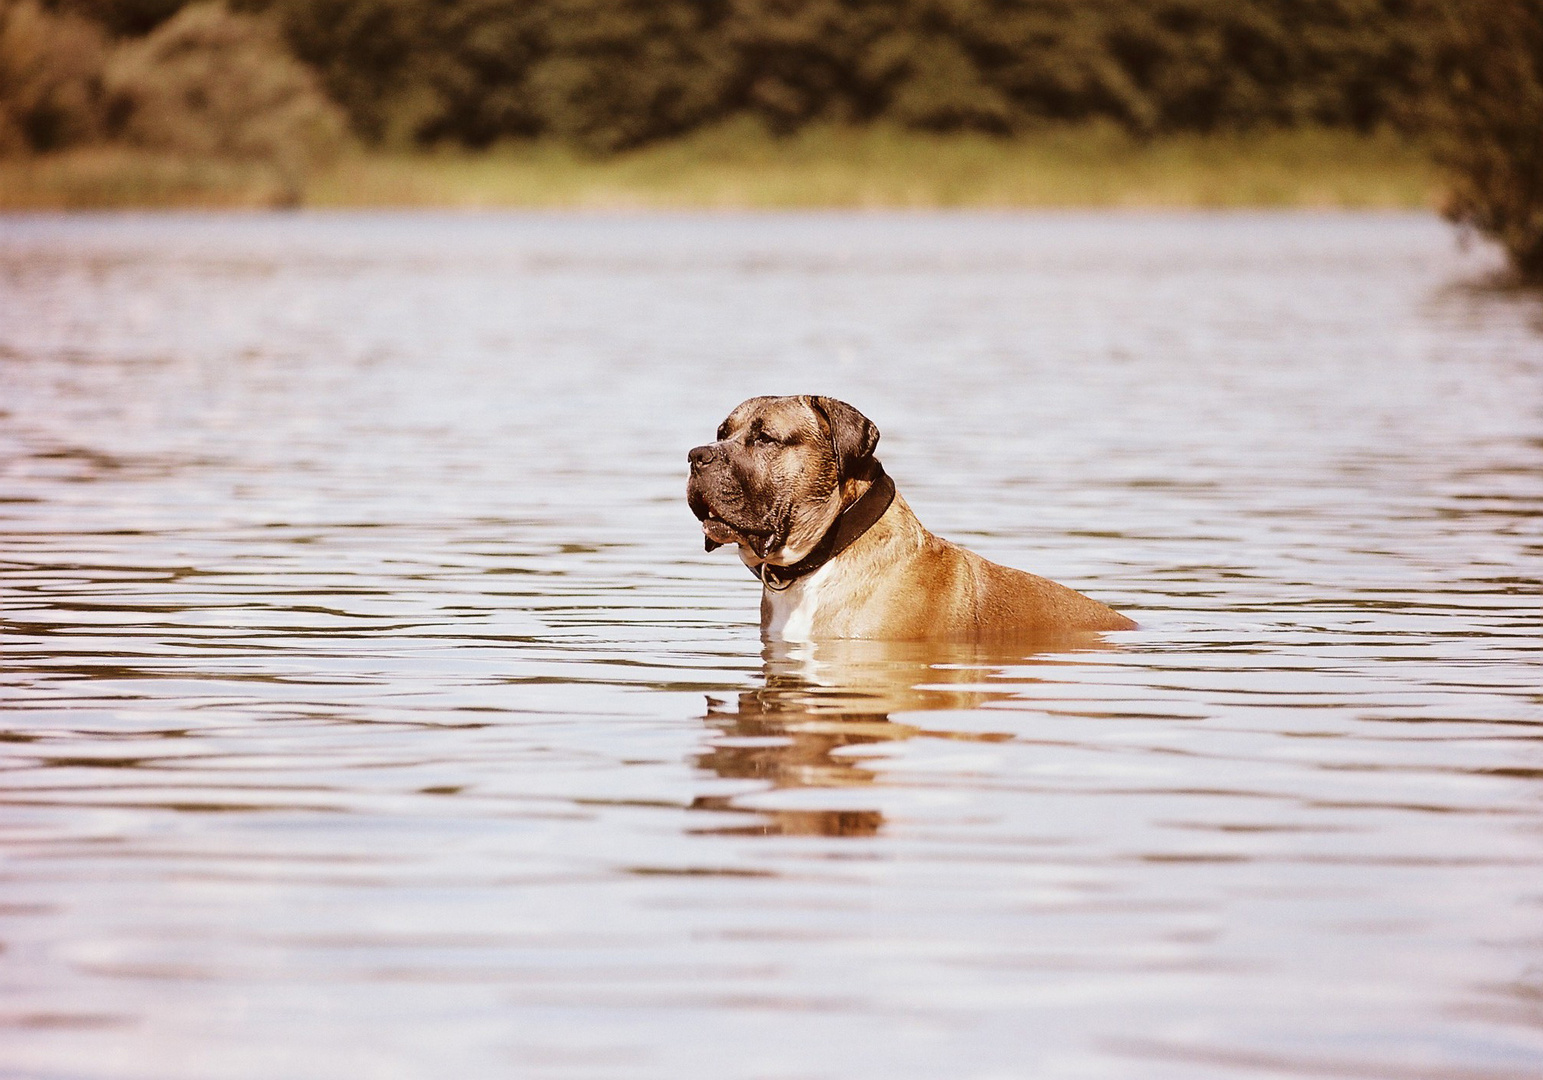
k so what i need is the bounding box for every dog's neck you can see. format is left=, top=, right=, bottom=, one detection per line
left=749, top=466, right=896, bottom=591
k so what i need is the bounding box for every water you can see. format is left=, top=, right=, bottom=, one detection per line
left=1, top=211, right=1540, bottom=1080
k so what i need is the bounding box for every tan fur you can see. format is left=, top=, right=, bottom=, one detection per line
left=759, top=489, right=1134, bottom=641
left=689, top=396, right=1135, bottom=644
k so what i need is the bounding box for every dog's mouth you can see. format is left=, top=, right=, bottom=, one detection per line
left=694, top=508, right=777, bottom=556
left=699, top=516, right=743, bottom=552
left=699, top=514, right=781, bottom=555
left=690, top=484, right=760, bottom=552
left=688, top=475, right=784, bottom=556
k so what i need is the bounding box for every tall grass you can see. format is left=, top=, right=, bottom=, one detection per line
left=0, top=148, right=300, bottom=208
left=0, top=124, right=1435, bottom=211
left=310, top=124, right=1439, bottom=211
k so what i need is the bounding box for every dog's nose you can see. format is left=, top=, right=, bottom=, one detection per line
left=688, top=444, right=715, bottom=471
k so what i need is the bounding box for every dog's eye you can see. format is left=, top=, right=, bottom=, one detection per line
left=750, top=429, right=780, bottom=446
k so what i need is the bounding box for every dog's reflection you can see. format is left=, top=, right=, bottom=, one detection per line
left=692, top=636, right=1103, bottom=838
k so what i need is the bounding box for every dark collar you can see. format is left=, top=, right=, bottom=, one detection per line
left=754, top=468, right=897, bottom=592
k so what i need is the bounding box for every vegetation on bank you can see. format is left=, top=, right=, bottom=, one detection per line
left=0, top=0, right=1538, bottom=278
left=7, top=0, right=1439, bottom=157
left=245, top=0, right=1435, bottom=151
left=0, top=0, right=342, bottom=195
left=1427, top=0, right=1543, bottom=282
left=0, top=125, right=1436, bottom=211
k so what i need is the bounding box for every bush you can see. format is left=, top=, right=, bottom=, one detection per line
left=1430, top=0, right=1543, bottom=282
left=104, top=2, right=346, bottom=189
left=52, top=0, right=192, bottom=36
left=249, top=0, right=1440, bottom=151
left=243, top=0, right=429, bottom=145
left=0, top=0, right=109, bottom=153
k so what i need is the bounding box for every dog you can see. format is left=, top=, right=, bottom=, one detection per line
left=687, top=395, right=1136, bottom=642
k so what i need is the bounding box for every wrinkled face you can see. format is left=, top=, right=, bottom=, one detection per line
left=687, top=395, right=879, bottom=567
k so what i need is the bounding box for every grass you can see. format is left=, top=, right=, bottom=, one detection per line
left=0, top=149, right=300, bottom=210
left=0, top=123, right=1438, bottom=212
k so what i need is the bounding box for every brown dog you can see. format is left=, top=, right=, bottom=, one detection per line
left=687, top=395, right=1135, bottom=642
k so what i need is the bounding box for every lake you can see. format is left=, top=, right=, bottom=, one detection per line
left=2, top=211, right=1541, bottom=1079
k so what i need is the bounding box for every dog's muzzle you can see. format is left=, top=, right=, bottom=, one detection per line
left=687, top=443, right=743, bottom=551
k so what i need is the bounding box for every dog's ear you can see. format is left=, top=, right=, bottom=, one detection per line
left=807, top=396, right=879, bottom=478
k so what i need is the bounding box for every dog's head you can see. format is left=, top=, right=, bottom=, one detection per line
left=687, top=395, right=880, bottom=567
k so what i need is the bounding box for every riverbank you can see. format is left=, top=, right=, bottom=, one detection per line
left=0, top=125, right=1437, bottom=212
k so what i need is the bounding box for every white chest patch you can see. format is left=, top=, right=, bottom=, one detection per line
left=762, top=560, right=838, bottom=642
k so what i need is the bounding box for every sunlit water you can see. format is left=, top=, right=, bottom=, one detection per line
left=1, top=211, right=1541, bottom=1080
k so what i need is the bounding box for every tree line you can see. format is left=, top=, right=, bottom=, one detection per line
left=33, top=0, right=1440, bottom=150
left=0, top=0, right=342, bottom=181
left=2, top=0, right=1541, bottom=279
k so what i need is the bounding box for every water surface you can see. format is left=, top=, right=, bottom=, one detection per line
left=2, top=211, right=1542, bottom=1079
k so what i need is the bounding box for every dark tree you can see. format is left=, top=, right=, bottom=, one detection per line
left=236, top=0, right=1439, bottom=149
left=1430, top=0, right=1543, bottom=282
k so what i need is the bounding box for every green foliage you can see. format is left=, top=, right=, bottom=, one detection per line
left=245, top=0, right=1439, bottom=150
left=25, top=0, right=1536, bottom=248
left=1429, top=0, right=1543, bottom=281
left=103, top=2, right=347, bottom=192
left=2, top=0, right=345, bottom=199
left=50, top=0, right=192, bottom=36
left=238, top=0, right=429, bottom=144
left=0, top=0, right=108, bottom=152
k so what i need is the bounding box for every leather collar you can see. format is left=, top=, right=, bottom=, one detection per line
left=754, top=468, right=896, bottom=591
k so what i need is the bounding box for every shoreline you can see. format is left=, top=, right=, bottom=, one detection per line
left=0, top=126, right=1438, bottom=213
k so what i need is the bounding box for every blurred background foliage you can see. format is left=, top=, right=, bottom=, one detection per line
left=0, top=0, right=111, bottom=152
left=1, top=0, right=342, bottom=172
left=105, top=2, right=345, bottom=200
left=244, top=0, right=1442, bottom=150
left=1426, top=0, right=1543, bottom=281
left=0, top=0, right=1450, bottom=155
left=0, top=0, right=1539, bottom=278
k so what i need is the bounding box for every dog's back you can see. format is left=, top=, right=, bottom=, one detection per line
left=961, top=544, right=1136, bottom=637
left=762, top=495, right=1134, bottom=643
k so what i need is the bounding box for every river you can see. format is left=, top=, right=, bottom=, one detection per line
left=2, top=211, right=1541, bottom=1079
